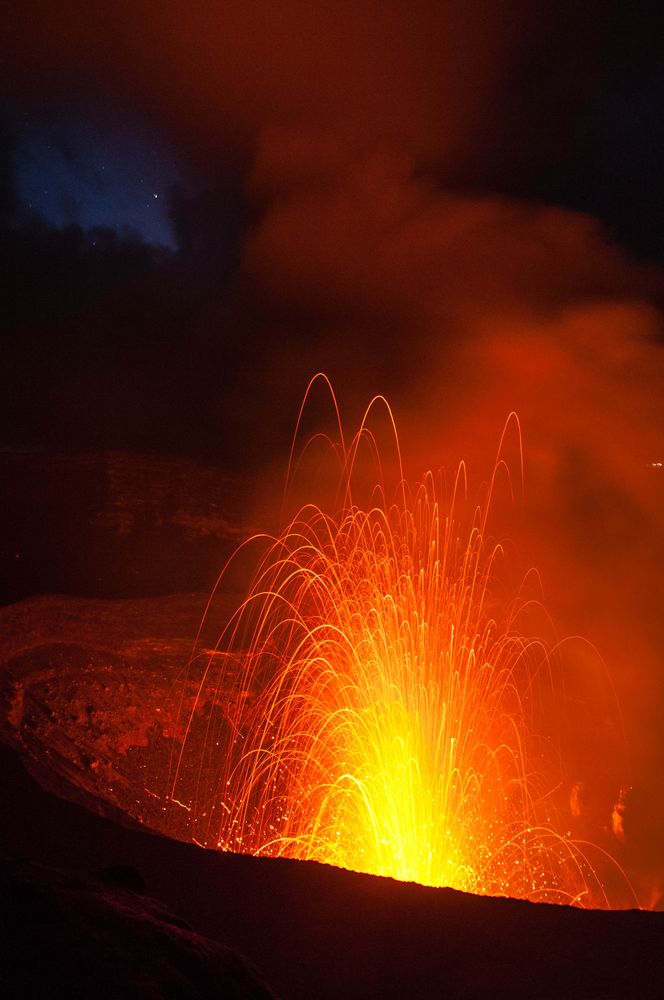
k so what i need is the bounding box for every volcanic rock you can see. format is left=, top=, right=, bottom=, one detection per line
left=0, top=857, right=276, bottom=999
left=0, top=450, right=250, bottom=604
left=2, top=740, right=664, bottom=1000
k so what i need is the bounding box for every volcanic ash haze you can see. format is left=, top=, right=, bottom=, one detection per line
left=2, top=1, right=664, bottom=895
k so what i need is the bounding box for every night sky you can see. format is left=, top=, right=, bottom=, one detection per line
left=2, top=2, right=663, bottom=463
left=2, top=1, right=664, bottom=836
left=10, top=99, right=184, bottom=248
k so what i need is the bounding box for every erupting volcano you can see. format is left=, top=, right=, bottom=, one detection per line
left=163, top=377, right=625, bottom=906
left=3, top=4, right=664, bottom=993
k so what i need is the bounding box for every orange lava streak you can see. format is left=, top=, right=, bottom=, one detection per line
left=170, top=379, right=620, bottom=905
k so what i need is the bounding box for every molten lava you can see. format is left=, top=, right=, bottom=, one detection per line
left=168, top=379, right=622, bottom=905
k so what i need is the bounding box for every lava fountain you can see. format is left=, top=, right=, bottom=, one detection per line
left=168, top=377, right=624, bottom=906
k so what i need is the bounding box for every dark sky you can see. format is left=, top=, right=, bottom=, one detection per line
left=2, top=1, right=664, bottom=791
left=9, top=98, right=184, bottom=247
left=4, top=4, right=664, bottom=256
left=2, top=1, right=663, bottom=459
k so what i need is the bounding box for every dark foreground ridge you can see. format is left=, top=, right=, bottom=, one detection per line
left=1, top=742, right=663, bottom=1000
left=1, top=856, right=276, bottom=1000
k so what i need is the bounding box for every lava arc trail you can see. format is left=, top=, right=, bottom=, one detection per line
left=169, top=377, right=624, bottom=906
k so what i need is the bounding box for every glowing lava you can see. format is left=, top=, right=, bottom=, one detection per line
left=169, top=379, right=619, bottom=905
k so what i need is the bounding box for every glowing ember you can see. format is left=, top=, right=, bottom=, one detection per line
left=169, top=379, right=622, bottom=905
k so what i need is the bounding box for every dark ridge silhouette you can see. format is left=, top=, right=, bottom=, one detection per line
left=1, top=856, right=277, bottom=999
left=1, top=741, right=663, bottom=1000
